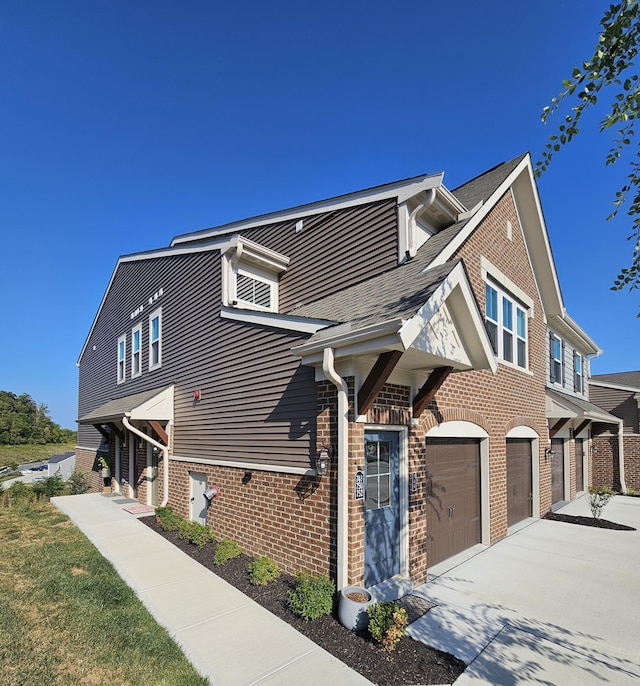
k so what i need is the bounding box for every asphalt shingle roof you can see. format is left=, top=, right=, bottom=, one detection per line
left=591, top=371, right=640, bottom=389
left=78, top=386, right=171, bottom=423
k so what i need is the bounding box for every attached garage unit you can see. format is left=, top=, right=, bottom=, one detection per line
left=506, top=439, right=533, bottom=527
left=551, top=437, right=565, bottom=506
left=425, top=438, right=481, bottom=567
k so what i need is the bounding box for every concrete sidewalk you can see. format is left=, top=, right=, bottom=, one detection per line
left=52, top=493, right=371, bottom=686
left=411, top=495, right=640, bottom=685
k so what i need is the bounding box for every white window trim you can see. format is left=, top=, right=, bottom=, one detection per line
left=149, top=307, right=162, bottom=371
left=574, top=352, right=584, bottom=395
left=485, top=281, right=529, bottom=371
left=131, top=323, right=142, bottom=379
left=117, top=334, right=126, bottom=384
left=550, top=333, right=563, bottom=386
left=234, top=265, right=277, bottom=312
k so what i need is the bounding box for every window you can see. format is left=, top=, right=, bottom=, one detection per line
left=149, top=308, right=162, bottom=370
left=485, top=283, right=528, bottom=368
left=365, top=439, right=391, bottom=510
left=574, top=352, right=583, bottom=394
left=235, top=270, right=273, bottom=310
left=117, top=335, right=126, bottom=384
left=549, top=333, right=564, bottom=385
left=131, top=324, right=142, bottom=378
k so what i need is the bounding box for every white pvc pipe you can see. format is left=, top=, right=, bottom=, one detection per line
left=122, top=416, right=169, bottom=506
left=323, top=347, right=349, bottom=591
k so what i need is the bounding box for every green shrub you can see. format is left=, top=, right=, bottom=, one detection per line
left=248, top=556, right=281, bottom=586
left=186, top=522, right=215, bottom=549
left=588, top=486, right=615, bottom=520
left=155, top=506, right=183, bottom=532
left=213, top=538, right=242, bottom=566
left=177, top=519, right=198, bottom=541
left=367, top=601, right=408, bottom=651
left=287, top=572, right=335, bottom=621
left=5, top=481, right=35, bottom=504
left=31, top=474, right=67, bottom=499
left=67, top=468, right=89, bottom=495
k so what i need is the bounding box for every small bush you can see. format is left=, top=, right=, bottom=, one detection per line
left=31, top=474, right=67, bottom=499
left=187, top=522, right=215, bottom=549
left=67, top=468, right=89, bottom=495
left=367, top=601, right=408, bottom=651
left=287, top=572, right=335, bottom=621
left=248, top=556, right=281, bottom=586
left=588, top=486, right=615, bottom=520
left=213, top=538, right=242, bottom=566
left=155, top=506, right=183, bottom=532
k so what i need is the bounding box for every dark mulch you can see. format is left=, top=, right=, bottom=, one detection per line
left=544, top=512, right=636, bottom=531
left=141, top=517, right=466, bottom=685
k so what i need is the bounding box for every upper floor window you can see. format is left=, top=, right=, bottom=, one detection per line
left=223, top=236, right=289, bottom=313
left=574, top=352, right=583, bottom=394
left=549, top=333, right=564, bottom=385
left=485, top=283, right=528, bottom=369
left=117, top=335, right=126, bottom=384
left=149, top=308, right=162, bottom=370
left=131, top=323, right=142, bottom=378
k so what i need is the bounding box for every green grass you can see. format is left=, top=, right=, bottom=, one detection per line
left=0, top=442, right=77, bottom=467
left=0, top=500, right=209, bottom=686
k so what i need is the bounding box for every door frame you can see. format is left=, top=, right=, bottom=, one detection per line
left=364, top=425, right=409, bottom=581
left=425, top=421, right=490, bottom=547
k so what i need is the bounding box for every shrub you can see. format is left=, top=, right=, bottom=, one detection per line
left=177, top=519, right=198, bottom=542
left=186, top=522, right=215, bottom=549
left=588, top=486, right=615, bottom=520
left=287, top=572, right=335, bottom=621
left=367, top=601, right=408, bottom=651
left=155, top=506, right=183, bottom=532
left=248, top=556, right=280, bottom=586
left=31, top=474, right=67, bottom=499
left=213, top=539, right=242, bottom=566
left=67, top=468, right=89, bottom=495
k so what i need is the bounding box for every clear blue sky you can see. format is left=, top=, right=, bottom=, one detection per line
left=1, top=1, right=638, bottom=430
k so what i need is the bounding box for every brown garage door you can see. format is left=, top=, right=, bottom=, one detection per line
left=551, top=437, right=565, bottom=506
left=507, top=439, right=532, bottom=527
left=575, top=438, right=584, bottom=493
left=425, top=438, right=480, bottom=567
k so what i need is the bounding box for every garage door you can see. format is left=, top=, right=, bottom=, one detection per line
left=551, top=438, right=565, bottom=506
left=507, top=439, right=532, bottom=527
left=425, top=438, right=480, bottom=567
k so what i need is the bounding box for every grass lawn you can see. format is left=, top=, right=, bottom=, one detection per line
left=0, top=500, right=209, bottom=686
left=0, top=442, right=77, bottom=466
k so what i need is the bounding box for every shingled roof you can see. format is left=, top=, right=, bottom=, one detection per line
left=591, top=371, right=640, bottom=389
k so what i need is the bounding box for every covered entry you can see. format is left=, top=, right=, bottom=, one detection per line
left=425, top=437, right=481, bottom=567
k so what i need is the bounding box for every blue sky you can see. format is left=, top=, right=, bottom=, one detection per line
left=1, top=1, right=638, bottom=430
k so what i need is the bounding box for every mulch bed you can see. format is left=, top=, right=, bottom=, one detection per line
left=142, top=517, right=465, bottom=685
left=544, top=512, right=636, bottom=531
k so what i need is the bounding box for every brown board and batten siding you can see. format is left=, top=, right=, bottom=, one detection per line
left=589, top=386, right=639, bottom=434
left=237, top=199, right=398, bottom=312
left=78, top=248, right=317, bottom=468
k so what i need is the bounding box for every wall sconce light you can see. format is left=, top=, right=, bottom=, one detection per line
left=316, top=446, right=333, bottom=477
left=242, top=471, right=252, bottom=484
left=544, top=447, right=555, bottom=460
left=152, top=445, right=160, bottom=455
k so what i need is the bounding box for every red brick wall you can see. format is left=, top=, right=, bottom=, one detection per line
left=623, top=436, right=640, bottom=491
left=592, top=434, right=619, bottom=490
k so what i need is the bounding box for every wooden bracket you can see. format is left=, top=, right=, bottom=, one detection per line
left=413, top=366, right=453, bottom=418
left=549, top=417, right=569, bottom=438
left=357, top=350, right=403, bottom=416
left=148, top=420, right=169, bottom=445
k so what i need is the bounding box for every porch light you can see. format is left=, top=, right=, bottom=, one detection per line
left=544, top=446, right=555, bottom=460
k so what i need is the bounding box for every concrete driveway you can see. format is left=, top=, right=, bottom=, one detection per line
left=410, top=495, right=640, bottom=685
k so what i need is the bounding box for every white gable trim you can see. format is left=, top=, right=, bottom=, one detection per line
left=220, top=306, right=335, bottom=334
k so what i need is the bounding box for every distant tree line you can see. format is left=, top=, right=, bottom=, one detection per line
left=0, top=391, right=76, bottom=445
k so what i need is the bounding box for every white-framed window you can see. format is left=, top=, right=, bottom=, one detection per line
left=117, top=334, right=126, bottom=384
left=235, top=268, right=275, bottom=311
left=485, top=283, right=528, bottom=369
left=131, top=323, right=142, bottom=378
left=149, top=308, right=162, bottom=370
left=574, top=352, right=583, bottom=394
left=549, top=333, right=564, bottom=385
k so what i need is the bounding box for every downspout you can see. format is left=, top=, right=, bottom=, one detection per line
left=617, top=419, right=627, bottom=494
left=122, top=416, right=169, bottom=506
left=407, top=188, right=436, bottom=258
left=323, top=347, right=349, bottom=591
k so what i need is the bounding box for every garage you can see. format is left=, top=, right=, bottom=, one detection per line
left=506, top=439, right=532, bottom=527
left=425, top=438, right=480, bottom=567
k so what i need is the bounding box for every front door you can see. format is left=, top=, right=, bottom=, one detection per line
left=189, top=472, right=208, bottom=524
left=507, top=439, right=532, bottom=527
left=575, top=438, right=584, bottom=493
left=364, top=431, right=400, bottom=587
left=551, top=438, right=565, bottom=506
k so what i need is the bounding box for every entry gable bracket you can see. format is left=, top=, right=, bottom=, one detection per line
left=549, top=418, right=569, bottom=438
left=574, top=419, right=590, bottom=437
left=94, top=424, right=111, bottom=444
left=357, top=350, right=404, bottom=416
left=148, top=420, right=169, bottom=445
left=413, top=366, right=453, bottom=418
left=107, top=422, right=125, bottom=443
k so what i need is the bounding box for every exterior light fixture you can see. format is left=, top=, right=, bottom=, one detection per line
left=316, top=446, right=333, bottom=477
left=544, top=446, right=555, bottom=460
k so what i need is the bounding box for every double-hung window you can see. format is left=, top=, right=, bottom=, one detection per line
left=117, top=335, right=126, bottom=384
left=549, top=334, right=564, bottom=385
left=149, top=308, right=162, bottom=370
left=574, top=352, right=583, bottom=394
left=131, top=323, right=142, bottom=378
left=485, top=283, right=528, bottom=369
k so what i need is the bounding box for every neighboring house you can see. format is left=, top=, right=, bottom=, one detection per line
left=47, top=452, right=76, bottom=480
left=76, top=152, right=610, bottom=592
left=589, top=371, right=640, bottom=492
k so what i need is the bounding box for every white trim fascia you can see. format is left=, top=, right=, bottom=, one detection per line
left=77, top=239, right=227, bottom=365
left=506, top=426, right=539, bottom=438
left=169, top=454, right=314, bottom=476
left=426, top=420, right=489, bottom=438
left=589, top=379, right=640, bottom=393
left=549, top=313, right=601, bottom=356
left=223, top=234, right=290, bottom=272
left=220, top=306, right=335, bottom=333
left=171, top=174, right=446, bottom=246
left=76, top=445, right=102, bottom=452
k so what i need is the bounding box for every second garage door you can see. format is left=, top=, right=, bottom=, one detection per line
left=425, top=438, right=480, bottom=567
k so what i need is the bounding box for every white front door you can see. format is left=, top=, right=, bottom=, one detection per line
left=189, top=472, right=208, bottom=524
